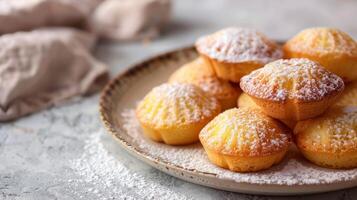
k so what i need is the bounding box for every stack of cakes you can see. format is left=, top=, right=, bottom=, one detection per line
left=136, top=27, right=357, bottom=172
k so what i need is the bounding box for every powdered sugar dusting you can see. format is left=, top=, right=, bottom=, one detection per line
left=296, top=106, right=357, bottom=153
left=196, top=78, right=238, bottom=99
left=326, top=107, right=357, bottom=149
left=285, top=27, right=357, bottom=56
left=199, top=108, right=290, bottom=156
left=69, top=129, right=190, bottom=200
left=196, top=27, right=283, bottom=63
left=240, top=58, right=344, bottom=101
left=168, top=58, right=238, bottom=100
left=121, top=108, right=357, bottom=185
left=136, top=83, right=220, bottom=127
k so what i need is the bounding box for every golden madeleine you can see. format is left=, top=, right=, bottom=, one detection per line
left=169, top=58, right=240, bottom=110
left=284, top=27, right=357, bottom=82
left=237, top=93, right=296, bottom=129
left=240, top=58, right=344, bottom=121
left=136, top=83, right=221, bottom=145
left=295, top=106, right=357, bottom=169
left=195, top=27, right=283, bottom=82
left=334, top=81, right=357, bottom=106
left=237, top=92, right=260, bottom=110
left=199, top=107, right=291, bottom=172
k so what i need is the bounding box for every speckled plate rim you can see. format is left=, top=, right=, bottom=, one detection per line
left=99, top=46, right=357, bottom=196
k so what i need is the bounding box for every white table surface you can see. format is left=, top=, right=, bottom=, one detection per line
left=1, top=0, right=357, bottom=199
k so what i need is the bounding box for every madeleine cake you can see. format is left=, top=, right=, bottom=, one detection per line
left=284, top=27, right=357, bottom=82
left=237, top=93, right=296, bottom=129
left=334, top=81, right=357, bottom=106
left=295, top=106, right=357, bottom=169
left=240, top=58, right=344, bottom=121
left=196, top=27, right=283, bottom=82
left=199, top=107, right=291, bottom=172
left=136, top=83, right=221, bottom=145
left=169, top=57, right=240, bottom=110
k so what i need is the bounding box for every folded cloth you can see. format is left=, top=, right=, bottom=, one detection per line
left=89, top=0, right=171, bottom=40
left=0, top=28, right=109, bottom=121
left=0, top=0, right=103, bottom=34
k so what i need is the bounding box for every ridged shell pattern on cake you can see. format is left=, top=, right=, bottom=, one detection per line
left=196, top=27, right=283, bottom=63
left=295, top=106, right=357, bottom=153
left=240, top=58, right=344, bottom=102
left=200, top=108, right=290, bottom=156
left=285, top=28, right=357, bottom=56
left=168, top=58, right=237, bottom=98
left=137, top=83, right=220, bottom=128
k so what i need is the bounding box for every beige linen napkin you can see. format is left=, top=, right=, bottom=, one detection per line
left=89, top=0, right=171, bottom=40
left=0, top=28, right=109, bottom=121
left=0, top=0, right=103, bottom=34
left=0, top=0, right=171, bottom=40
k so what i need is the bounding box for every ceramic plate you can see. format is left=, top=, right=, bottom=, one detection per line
left=99, top=46, right=357, bottom=195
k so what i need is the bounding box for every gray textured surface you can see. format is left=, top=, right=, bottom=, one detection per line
left=1, top=0, right=357, bottom=199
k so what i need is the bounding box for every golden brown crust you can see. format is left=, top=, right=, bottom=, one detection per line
left=168, top=57, right=215, bottom=82
left=195, top=27, right=283, bottom=64
left=199, top=107, right=291, bottom=157
left=195, top=27, right=283, bottom=82
left=237, top=93, right=260, bottom=109
left=334, top=80, right=357, bottom=106
left=237, top=93, right=297, bottom=128
left=202, top=147, right=287, bottom=172
left=295, top=106, right=357, bottom=154
left=136, top=83, right=221, bottom=145
left=169, top=58, right=240, bottom=110
left=240, top=58, right=344, bottom=102
left=199, top=107, right=291, bottom=172
left=298, top=149, right=357, bottom=169
left=249, top=92, right=341, bottom=121
left=294, top=106, right=357, bottom=169
left=139, top=116, right=215, bottom=145
left=200, top=54, right=263, bottom=82
left=240, top=58, right=344, bottom=120
left=137, top=83, right=221, bottom=128
left=283, top=27, right=357, bottom=82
